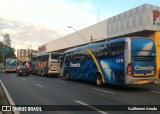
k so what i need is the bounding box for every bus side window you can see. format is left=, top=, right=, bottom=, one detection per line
left=109, top=41, right=125, bottom=57
left=97, top=44, right=109, bottom=59
left=65, top=52, right=73, bottom=62
left=73, top=51, right=80, bottom=61
left=45, top=54, right=49, bottom=61
left=88, top=47, right=97, bottom=59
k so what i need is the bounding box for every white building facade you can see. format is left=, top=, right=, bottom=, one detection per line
left=38, top=4, right=160, bottom=54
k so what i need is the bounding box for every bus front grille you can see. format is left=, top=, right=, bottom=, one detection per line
left=134, top=56, right=154, bottom=61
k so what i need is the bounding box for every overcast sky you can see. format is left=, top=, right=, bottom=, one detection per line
left=0, top=0, right=160, bottom=51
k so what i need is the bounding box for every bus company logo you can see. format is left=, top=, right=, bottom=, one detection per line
left=135, top=65, right=154, bottom=71
left=70, top=63, right=80, bottom=67
left=153, top=10, right=160, bottom=26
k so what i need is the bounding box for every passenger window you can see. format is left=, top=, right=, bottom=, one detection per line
left=65, top=52, right=73, bottom=62
left=109, top=41, right=125, bottom=57
left=97, top=45, right=108, bottom=59
left=73, top=50, right=88, bottom=61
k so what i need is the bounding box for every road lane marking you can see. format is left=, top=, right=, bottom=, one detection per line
left=0, top=79, right=20, bottom=114
left=75, top=100, right=108, bottom=114
left=93, top=88, right=116, bottom=94
left=57, top=80, right=65, bottom=83
left=35, top=84, right=44, bottom=88
left=150, top=91, right=160, bottom=94
left=22, top=78, right=26, bottom=80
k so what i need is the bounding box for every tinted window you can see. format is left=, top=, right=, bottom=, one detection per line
left=109, top=41, right=125, bottom=57
left=96, top=44, right=109, bottom=59
left=72, top=50, right=88, bottom=61
left=65, top=52, right=73, bottom=62
left=51, top=53, right=62, bottom=59
left=41, top=54, right=49, bottom=61
left=87, top=47, right=97, bottom=59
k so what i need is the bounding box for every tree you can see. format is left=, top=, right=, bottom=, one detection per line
left=3, top=34, right=11, bottom=47
left=0, top=41, right=16, bottom=64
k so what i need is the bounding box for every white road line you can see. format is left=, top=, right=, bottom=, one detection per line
left=0, top=79, right=20, bottom=114
left=150, top=91, right=160, bottom=94
left=22, top=78, right=26, bottom=80
left=35, top=84, right=44, bottom=88
left=57, top=80, right=65, bottom=83
left=75, top=100, right=108, bottom=114
left=93, top=88, right=116, bottom=94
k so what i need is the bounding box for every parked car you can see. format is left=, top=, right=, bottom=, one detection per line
left=17, top=65, right=29, bottom=76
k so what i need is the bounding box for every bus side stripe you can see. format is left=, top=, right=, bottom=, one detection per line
left=85, top=49, right=105, bottom=83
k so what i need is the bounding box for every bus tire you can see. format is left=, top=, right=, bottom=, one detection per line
left=96, top=73, right=104, bottom=86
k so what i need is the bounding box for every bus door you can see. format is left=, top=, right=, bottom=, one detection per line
left=58, top=53, right=66, bottom=77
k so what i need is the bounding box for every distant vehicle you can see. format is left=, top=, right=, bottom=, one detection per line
left=21, top=61, right=31, bottom=73
left=5, top=58, right=17, bottom=73
left=60, top=37, right=157, bottom=86
left=17, top=65, right=29, bottom=76
left=30, top=52, right=62, bottom=76
left=0, top=64, right=4, bottom=69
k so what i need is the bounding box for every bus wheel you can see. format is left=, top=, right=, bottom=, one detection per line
left=96, top=73, right=104, bottom=86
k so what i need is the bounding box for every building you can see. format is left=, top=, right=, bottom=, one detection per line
left=17, top=49, right=38, bottom=62
left=38, top=4, right=160, bottom=78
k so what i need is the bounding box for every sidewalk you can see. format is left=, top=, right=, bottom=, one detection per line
left=156, top=79, right=160, bottom=84
left=0, top=82, right=13, bottom=114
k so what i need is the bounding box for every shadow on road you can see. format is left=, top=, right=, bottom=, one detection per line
left=60, top=77, right=153, bottom=92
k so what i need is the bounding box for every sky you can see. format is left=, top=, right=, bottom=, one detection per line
left=0, top=0, right=160, bottom=51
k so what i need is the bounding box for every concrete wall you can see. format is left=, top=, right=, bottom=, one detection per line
left=39, top=4, right=160, bottom=54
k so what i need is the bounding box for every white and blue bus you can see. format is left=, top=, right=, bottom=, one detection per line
left=60, top=37, right=157, bottom=86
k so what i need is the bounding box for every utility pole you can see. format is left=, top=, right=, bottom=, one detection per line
left=90, top=36, right=93, bottom=43
left=27, top=45, right=32, bottom=60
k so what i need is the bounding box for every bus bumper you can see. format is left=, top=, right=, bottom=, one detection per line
left=126, top=76, right=157, bottom=84
left=48, top=70, right=60, bottom=75
left=5, top=68, right=17, bottom=72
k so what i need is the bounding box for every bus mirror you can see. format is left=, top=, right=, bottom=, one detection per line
left=58, top=56, right=62, bottom=62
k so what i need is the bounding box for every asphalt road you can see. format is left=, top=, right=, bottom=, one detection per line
left=0, top=72, right=160, bottom=114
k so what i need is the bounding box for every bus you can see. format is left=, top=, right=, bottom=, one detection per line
left=30, top=52, right=62, bottom=76
left=5, top=58, right=17, bottom=72
left=60, top=37, right=157, bottom=86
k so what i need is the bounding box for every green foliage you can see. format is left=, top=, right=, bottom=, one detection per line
left=0, top=41, right=16, bottom=64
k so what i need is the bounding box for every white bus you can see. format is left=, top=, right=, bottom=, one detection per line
left=5, top=58, right=17, bottom=72
left=30, top=52, right=62, bottom=76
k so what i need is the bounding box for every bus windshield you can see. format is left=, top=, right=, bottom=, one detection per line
left=51, top=53, right=62, bottom=59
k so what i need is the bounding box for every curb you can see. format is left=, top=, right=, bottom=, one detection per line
left=0, top=79, right=20, bottom=114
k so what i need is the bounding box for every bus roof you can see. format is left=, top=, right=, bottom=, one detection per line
left=32, top=52, right=62, bottom=59
left=64, top=37, right=153, bottom=53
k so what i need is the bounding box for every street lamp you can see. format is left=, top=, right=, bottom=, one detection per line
left=67, top=26, right=89, bottom=44
left=28, top=45, right=32, bottom=60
